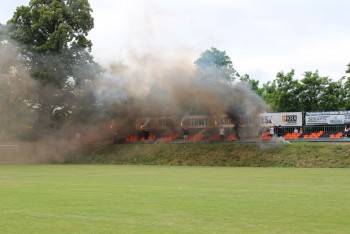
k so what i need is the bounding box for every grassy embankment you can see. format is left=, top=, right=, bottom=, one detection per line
left=67, top=142, right=350, bottom=167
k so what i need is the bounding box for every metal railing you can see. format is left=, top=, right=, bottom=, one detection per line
left=266, top=125, right=346, bottom=138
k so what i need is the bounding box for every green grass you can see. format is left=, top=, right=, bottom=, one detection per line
left=1, top=165, right=350, bottom=233
left=68, top=142, right=350, bottom=167
left=7, top=142, right=350, bottom=167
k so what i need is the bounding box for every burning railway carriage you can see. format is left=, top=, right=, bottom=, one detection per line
left=132, top=115, right=258, bottom=142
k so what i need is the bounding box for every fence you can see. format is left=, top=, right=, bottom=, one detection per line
left=281, top=125, right=344, bottom=136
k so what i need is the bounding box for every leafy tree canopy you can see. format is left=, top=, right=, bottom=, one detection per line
left=194, top=47, right=238, bottom=82
left=7, top=0, right=99, bottom=89
left=4, top=0, right=101, bottom=132
left=8, top=0, right=94, bottom=53
left=239, top=74, right=261, bottom=94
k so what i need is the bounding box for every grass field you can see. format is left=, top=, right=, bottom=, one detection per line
left=1, top=165, right=350, bottom=233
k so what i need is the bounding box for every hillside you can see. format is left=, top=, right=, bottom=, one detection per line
left=66, top=142, right=350, bottom=168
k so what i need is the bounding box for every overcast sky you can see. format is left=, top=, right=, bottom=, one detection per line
left=1, top=0, right=350, bottom=83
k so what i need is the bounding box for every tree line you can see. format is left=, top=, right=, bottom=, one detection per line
left=197, top=47, right=350, bottom=113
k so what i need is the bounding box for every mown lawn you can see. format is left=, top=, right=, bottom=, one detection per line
left=1, top=165, right=350, bottom=233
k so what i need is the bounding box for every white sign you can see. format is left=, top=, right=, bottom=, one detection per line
left=305, top=111, right=350, bottom=125
left=344, top=113, right=350, bottom=124
left=260, top=112, right=302, bottom=127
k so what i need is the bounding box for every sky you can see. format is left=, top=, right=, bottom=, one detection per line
left=1, top=0, right=350, bottom=83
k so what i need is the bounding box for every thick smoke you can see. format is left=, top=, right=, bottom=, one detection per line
left=0, top=39, right=39, bottom=141
left=0, top=38, right=85, bottom=162
left=94, top=53, right=267, bottom=137
left=1, top=36, right=268, bottom=163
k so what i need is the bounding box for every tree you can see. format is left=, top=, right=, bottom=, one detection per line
left=318, top=79, right=345, bottom=111
left=344, top=79, right=350, bottom=110
left=0, top=27, right=39, bottom=140
left=9, top=0, right=94, bottom=53
left=260, top=68, right=350, bottom=112
left=275, top=70, right=302, bottom=112
left=346, top=63, right=350, bottom=74
left=343, top=63, right=350, bottom=109
left=239, top=74, right=261, bottom=95
left=194, top=47, right=238, bottom=82
left=260, top=80, right=277, bottom=111
left=299, top=71, right=329, bottom=112
left=260, top=70, right=301, bottom=112
left=7, top=0, right=101, bottom=132
left=8, top=0, right=97, bottom=86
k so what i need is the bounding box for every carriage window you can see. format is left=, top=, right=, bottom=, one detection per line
left=159, top=119, right=174, bottom=126
left=242, top=117, right=253, bottom=125
left=220, top=118, right=233, bottom=125
left=188, top=118, right=208, bottom=126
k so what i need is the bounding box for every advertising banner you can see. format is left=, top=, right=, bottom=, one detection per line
left=344, top=112, right=350, bottom=124
left=305, top=111, right=350, bottom=125
left=260, top=112, right=302, bottom=127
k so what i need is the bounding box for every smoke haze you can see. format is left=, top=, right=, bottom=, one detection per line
left=0, top=39, right=39, bottom=140
left=95, top=52, right=267, bottom=135
left=1, top=39, right=268, bottom=163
